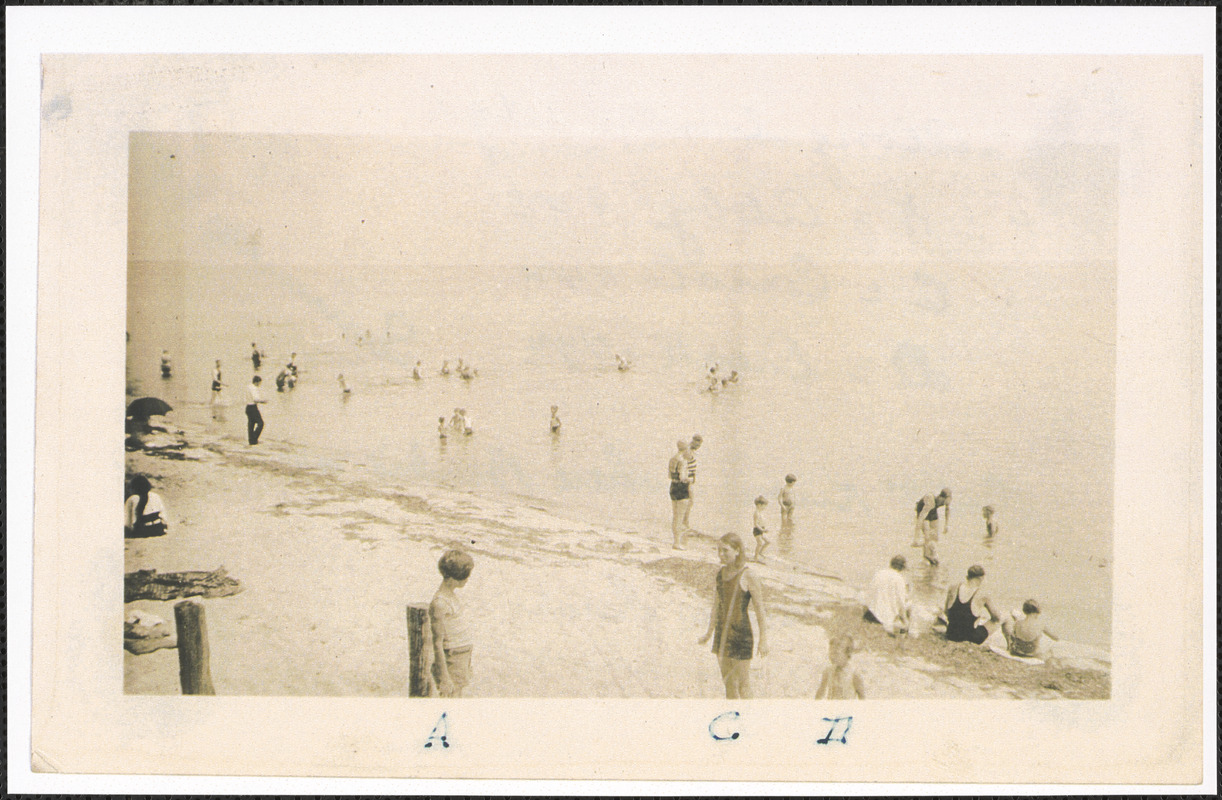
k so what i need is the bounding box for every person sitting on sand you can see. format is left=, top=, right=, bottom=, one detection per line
left=125, top=475, right=168, bottom=538
left=668, top=440, right=692, bottom=549
left=778, top=474, right=797, bottom=528
left=449, top=408, right=464, bottom=431
left=549, top=405, right=561, bottom=433
left=1002, top=599, right=1060, bottom=658
left=982, top=505, right=999, bottom=539
left=864, top=555, right=910, bottom=635
left=699, top=533, right=769, bottom=699
left=943, top=564, right=1002, bottom=645
left=250, top=342, right=262, bottom=371
left=430, top=549, right=476, bottom=697
left=751, top=496, right=770, bottom=562
left=816, top=633, right=866, bottom=699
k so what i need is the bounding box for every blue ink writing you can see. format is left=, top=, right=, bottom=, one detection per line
left=817, top=716, right=852, bottom=745
left=424, top=712, right=450, bottom=749
left=709, top=711, right=741, bottom=741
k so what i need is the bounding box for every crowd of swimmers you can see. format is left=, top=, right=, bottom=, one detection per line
left=134, top=342, right=1061, bottom=700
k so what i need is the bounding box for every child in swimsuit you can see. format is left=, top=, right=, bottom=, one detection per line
left=778, top=474, right=797, bottom=528
left=816, top=633, right=865, bottom=699
left=751, top=496, right=769, bottom=562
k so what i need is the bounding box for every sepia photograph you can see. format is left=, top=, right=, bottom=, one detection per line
left=11, top=7, right=1211, bottom=791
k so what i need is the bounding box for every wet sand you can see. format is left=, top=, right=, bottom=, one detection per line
left=124, top=421, right=1109, bottom=699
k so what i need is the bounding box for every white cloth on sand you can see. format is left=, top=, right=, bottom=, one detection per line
left=866, top=567, right=910, bottom=634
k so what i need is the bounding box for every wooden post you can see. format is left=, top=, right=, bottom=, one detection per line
left=174, top=599, right=215, bottom=695
left=407, top=603, right=433, bottom=697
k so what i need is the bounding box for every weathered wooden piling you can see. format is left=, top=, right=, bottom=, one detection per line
left=407, top=603, right=433, bottom=697
left=174, top=599, right=215, bottom=695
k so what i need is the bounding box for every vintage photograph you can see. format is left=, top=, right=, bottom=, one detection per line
left=17, top=19, right=1207, bottom=786
left=123, top=132, right=1114, bottom=700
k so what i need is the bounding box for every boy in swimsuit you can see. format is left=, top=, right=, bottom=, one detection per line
left=429, top=549, right=475, bottom=697
left=816, top=634, right=865, bottom=699
left=778, top=474, right=797, bottom=529
left=751, top=496, right=769, bottom=562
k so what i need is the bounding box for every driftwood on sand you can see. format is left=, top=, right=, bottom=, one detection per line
left=124, top=567, right=244, bottom=603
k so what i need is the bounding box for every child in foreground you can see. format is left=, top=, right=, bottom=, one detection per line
left=752, top=495, right=770, bottom=562
left=429, top=549, right=475, bottom=697
left=815, top=633, right=865, bottom=699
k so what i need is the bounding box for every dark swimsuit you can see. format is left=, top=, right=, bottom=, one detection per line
left=712, top=568, right=753, bottom=660
left=669, top=462, right=689, bottom=501
left=916, top=497, right=938, bottom=521
left=945, top=585, right=988, bottom=644
left=1009, top=630, right=1040, bottom=657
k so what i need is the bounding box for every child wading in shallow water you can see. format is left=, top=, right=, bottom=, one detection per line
left=752, top=496, right=770, bottom=562
left=430, top=549, right=475, bottom=697
left=777, top=474, right=797, bottom=529
left=816, top=633, right=866, bottom=699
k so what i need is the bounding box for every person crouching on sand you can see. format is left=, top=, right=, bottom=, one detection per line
left=430, top=549, right=475, bottom=697
left=699, top=533, right=768, bottom=699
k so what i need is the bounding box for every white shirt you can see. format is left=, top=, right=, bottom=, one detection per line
left=245, top=383, right=264, bottom=405
left=125, top=492, right=166, bottom=530
left=866, top=567, right=910, bottom=634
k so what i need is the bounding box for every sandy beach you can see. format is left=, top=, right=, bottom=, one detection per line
left=124, top=419, right=1109, bottom=700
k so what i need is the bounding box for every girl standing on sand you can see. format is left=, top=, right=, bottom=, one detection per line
left=699, top=533, right=769, bottom=698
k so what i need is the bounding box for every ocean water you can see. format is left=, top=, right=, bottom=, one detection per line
left=127, top=258, right=1114, bottom=649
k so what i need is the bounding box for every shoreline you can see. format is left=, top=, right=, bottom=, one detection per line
left=124, top=418, right=1109, bottom=699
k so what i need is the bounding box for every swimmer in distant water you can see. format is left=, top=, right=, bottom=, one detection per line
left=721, top=370, right=739, bottom=388
left=287, top=352, right=298, bottom=378
left=982, top=505, right=999, bottom=539
left=615, top=354, right=632, bottom=371
left=459, top=364, right=477, bottom=380
left=210, top=360, right=225, bottom=404
left=337, top=374, right=351, bottom=394
left=412, top=361, right=423, bottom=380
left=440, top=360, right=451, bottom=376
left=461, top=409, right=473, bottom=436
left=438, top=417, right=447, bottom=440
left=549, top=405, right=561, bottom=433
left=160, top=350, right=172, bottom=378
left=449, top=408, right=463, bottom=431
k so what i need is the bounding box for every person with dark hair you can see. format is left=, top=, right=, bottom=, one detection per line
left=430, top=549, right=476, bottom=697
left=943, top=564, right=1002, bottom=644
left=245, top=375, right=267, bottom=445
left=250, top=342, right=262, bottom=371
left=698, top=533, right=769, bottom=698
left=913, top=488, right=952, bottom=564
left=124, top=476, right=167, bottom=538
left=1002, top=599, right=1061, bottom=658
left=865, top=555, right=911, bottom=635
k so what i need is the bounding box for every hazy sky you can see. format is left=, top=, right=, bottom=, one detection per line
left=128, top=133, right=1116, bottom=269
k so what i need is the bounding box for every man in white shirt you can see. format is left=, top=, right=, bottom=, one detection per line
left=245, top=375, right=267, bottom=444
left=865, top=555, right=910, bottom=636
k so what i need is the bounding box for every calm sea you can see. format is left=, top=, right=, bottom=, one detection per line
left=127, top=258, right=1114, bottom=649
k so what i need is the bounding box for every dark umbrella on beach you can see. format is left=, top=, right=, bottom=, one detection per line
left=127, top=396, right=173, bottom=421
